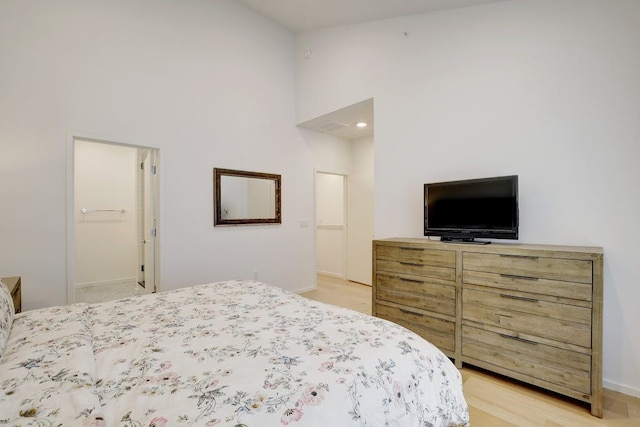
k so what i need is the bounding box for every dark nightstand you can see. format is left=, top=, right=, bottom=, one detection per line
left=2, top=276, right=21, bottom=314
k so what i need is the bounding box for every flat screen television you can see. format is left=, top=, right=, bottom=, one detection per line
left=424, top=175, right=518, bottom=243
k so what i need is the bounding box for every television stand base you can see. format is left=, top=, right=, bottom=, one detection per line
left=440, top=237, right=491, bottom=245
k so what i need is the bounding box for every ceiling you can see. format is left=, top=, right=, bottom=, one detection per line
left=234, top=0, right=506, bottom=33
left=234, top=0, right=506, bottom=140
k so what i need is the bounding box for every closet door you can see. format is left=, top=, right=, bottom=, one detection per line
left=316, top=172, right=346, bottom=278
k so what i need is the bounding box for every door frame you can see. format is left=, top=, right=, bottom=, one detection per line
left=65, top=132, right=161, bottom=304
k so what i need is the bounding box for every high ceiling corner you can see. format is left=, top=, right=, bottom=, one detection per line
left=234, top=0, right=508, bottom=33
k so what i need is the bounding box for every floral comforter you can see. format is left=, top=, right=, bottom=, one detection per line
left=0, top=280, right=469, bottom=426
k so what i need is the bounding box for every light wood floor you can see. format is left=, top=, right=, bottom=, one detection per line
left=300, top=274, right=640, bottom=426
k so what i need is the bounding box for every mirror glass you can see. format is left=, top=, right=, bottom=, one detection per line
left=214, top=168, right=281, bottom=225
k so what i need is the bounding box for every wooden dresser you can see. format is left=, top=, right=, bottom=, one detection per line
left=2, top=276, right=21, bottom=314
left=372, top=238, right=603, bottom=417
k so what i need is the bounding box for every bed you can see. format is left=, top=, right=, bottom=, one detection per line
left=0, top=279, right=469, bottom=426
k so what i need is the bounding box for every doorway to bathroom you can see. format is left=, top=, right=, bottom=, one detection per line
left=69, top=138, right=159, bottom=304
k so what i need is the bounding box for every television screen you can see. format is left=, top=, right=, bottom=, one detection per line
left=424, top=175, right=518, bottom=242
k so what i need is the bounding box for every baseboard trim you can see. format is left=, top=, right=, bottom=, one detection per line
left=604, top=379, right=640, bottom=398
left=316, top=271, right=345, bottom=279
left=294, top=286, right=317, bottom=294
left=75, top=277, right=137, bottom=288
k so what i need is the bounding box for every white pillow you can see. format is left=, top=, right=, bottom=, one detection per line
left=0, top=278, right=15, bottom=359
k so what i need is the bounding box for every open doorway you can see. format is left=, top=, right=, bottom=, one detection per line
left=68, top=138, right=159, bottom=304
left=299, top=99, right=374, bottom=286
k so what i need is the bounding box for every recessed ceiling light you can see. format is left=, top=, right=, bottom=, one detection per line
left=356, top=122, right=368, bottom=128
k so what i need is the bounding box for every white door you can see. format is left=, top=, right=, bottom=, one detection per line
left=315, top=172, right=347, bottom=278
left=137, top=149, right=158, bottom=294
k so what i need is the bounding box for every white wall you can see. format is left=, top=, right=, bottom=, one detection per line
left=296, top=0, right=640, bottom=396
left=74, top=141, right=138, bottom=286
left=0, top=0, right=316, bottom=309
left=303, top=129, right=352, bottom=174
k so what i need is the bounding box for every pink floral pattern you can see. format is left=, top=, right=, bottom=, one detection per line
left=0, top=280, right=469, bottom=426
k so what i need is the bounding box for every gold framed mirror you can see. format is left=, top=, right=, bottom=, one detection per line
left=214, top=168, right=281, bottom=226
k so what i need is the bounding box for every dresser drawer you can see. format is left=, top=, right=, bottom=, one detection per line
left=376, top=273, right=455, bottom=317
left=463, top=288, right=591, bottom=348
left=376, top=259, right=456, bottom=281
left=376, top=245, right=455, bottom=268
left=463, top=252, right=593, bottom=284
left=462, top=325, right=591, bottom=395
left=463, top=270, right=592, bottom=302
left=376, top=303, right=455, bottom=352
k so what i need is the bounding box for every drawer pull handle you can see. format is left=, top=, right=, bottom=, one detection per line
left=399, top=247, right=424, bottom=251
left=499, top=294, right=539, bottom=303
left=500, top=254, right=539, bottom=260
left=499, top=333, right=539, bottom=345
left=399, top=308, right=424, bottom=317
left=400, top=277, right=425, bottom=284
left=500, top=274, right=539, bottom=281
left=400, top=262, right=423, bottom=267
